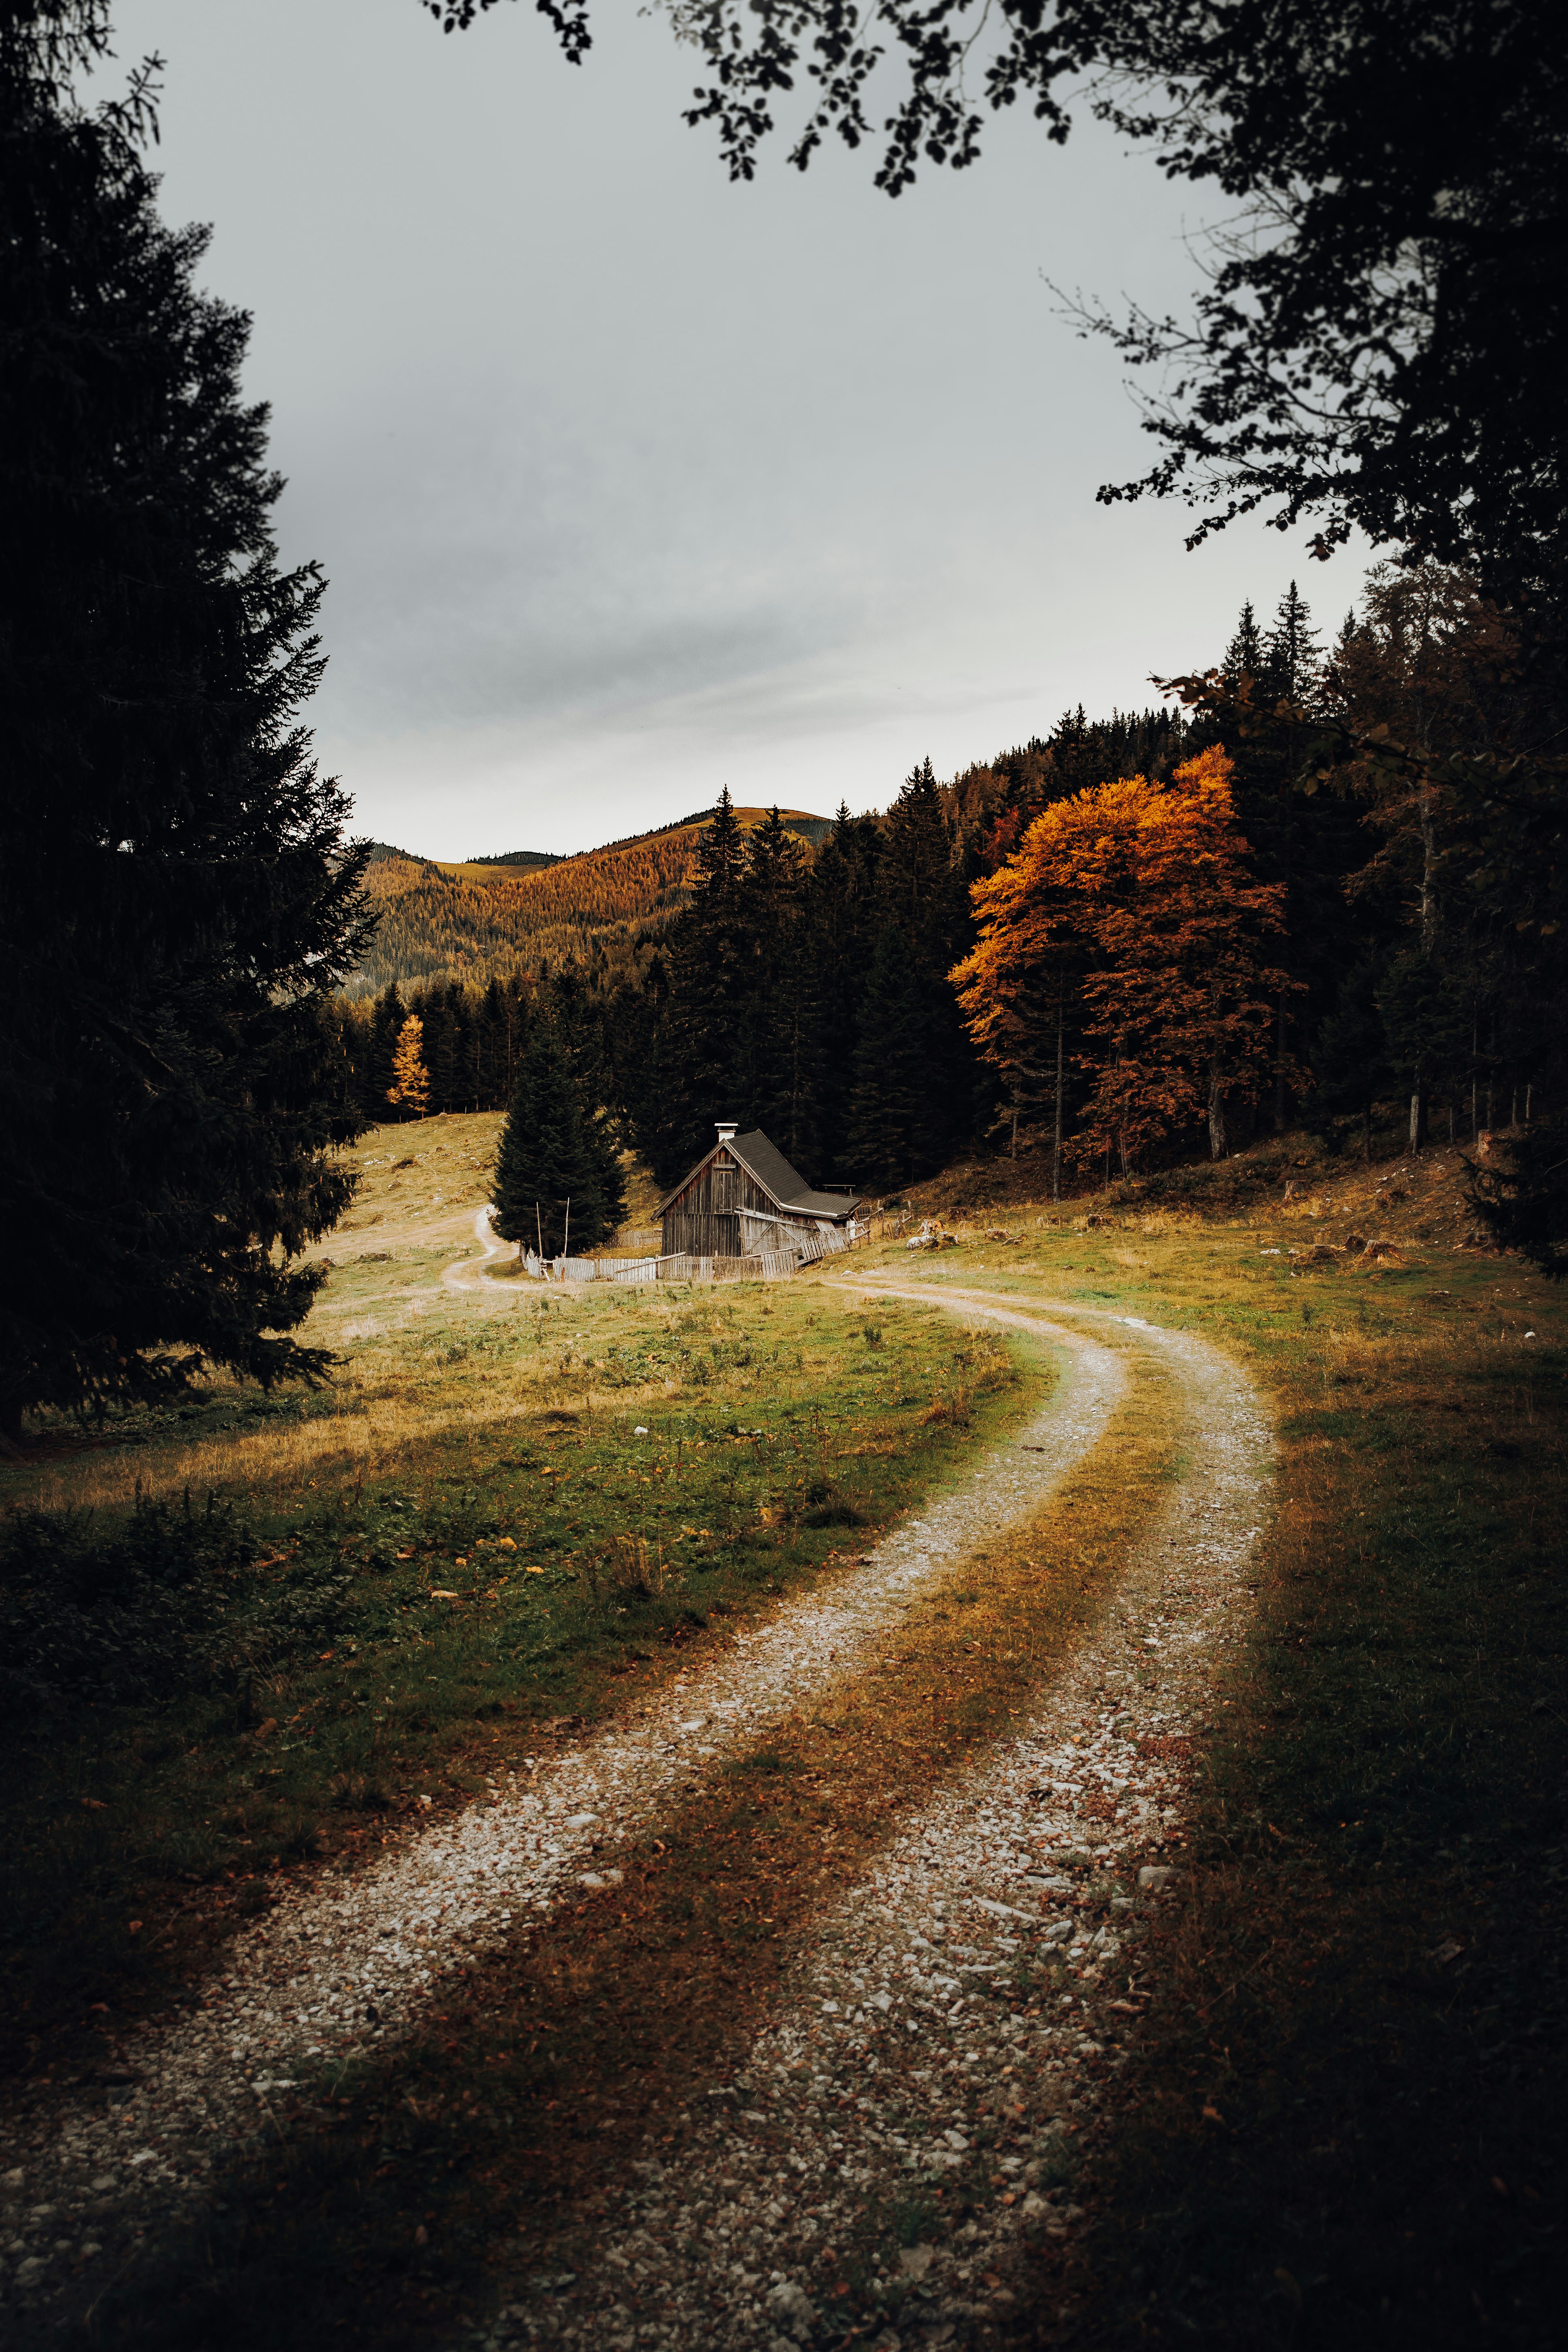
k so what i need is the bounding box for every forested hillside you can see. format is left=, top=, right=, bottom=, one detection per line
left=325, top=569, right=1563, bottom=1277
left=352, top=807, right=832, bottom=995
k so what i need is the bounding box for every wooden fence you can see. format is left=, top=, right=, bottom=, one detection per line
left=547, top=1246, right=833, bottom=1285
left=537, top=1223, right=863, bottom=1286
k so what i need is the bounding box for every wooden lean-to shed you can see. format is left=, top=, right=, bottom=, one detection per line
left=659, top=1123, right=860, bottom=1262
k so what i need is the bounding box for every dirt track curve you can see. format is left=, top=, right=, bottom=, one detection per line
left=0, top=1284, right=1272, bottom=2352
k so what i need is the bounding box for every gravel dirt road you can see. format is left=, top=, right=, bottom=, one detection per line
left=0, top=1285, right=1270, bottom=2350
left=465, top=1285, right=1272, bottom=2351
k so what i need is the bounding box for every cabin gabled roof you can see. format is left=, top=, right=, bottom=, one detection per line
left=658, top=1127, right=860, bottom=1221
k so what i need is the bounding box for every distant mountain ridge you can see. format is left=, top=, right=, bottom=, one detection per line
left=462, top=848, right=562, bottom=870
left=350, top=806, right=830, bottom=997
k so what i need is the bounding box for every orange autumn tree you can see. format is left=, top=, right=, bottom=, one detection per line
left=948, top=809, right=1095, bottom=1199
left=952, top=748, right=1296, bottom=1172
left=386, top=1014, right=430, bottom=1119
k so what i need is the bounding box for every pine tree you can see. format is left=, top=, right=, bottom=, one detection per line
left=733, top=807, right=814, bottom=1162
left=1263, top=581, right=1323, bottom=705
left=386, top=1016, right=430, bottom=1118
left=493, top=1023, right=611, bottom=1259
left=801, top=806, right=883, bottom=1179
left=872, top=760, right=976, bottom=1170
left=647, top=788, right=751, bottom=1178
left=845, top=926, right=928, bottom=1190
left=0, top=6, right=374, bottom=1440
left=1223, top=600, right=1264, bottom=680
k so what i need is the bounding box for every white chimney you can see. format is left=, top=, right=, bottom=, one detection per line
left=716, top=1120, right=738, bottom=1143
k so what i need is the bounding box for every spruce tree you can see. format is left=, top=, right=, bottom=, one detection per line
left=646, top=789, right=750, bottom=1178
left=492, top=971, right=624, bottom=1257
left=803, top=806, right=884, bottom=1178
left=1308, top=955, right=1397, bottom=1161
left=1204, top=582, right=1359, bottom=1133
left=1262, top=581, right=1323, bottom=705
left=733, top=807, right=815, bottom=1164
left=872, top=760, right=976, bottom=1170
left=492, top=1027, right=599, bottom=1259
left=1222, top=600, right=1265, bottom=681
left=547, top=968, right=626, bottom=1239
left=845, top=926, right=928, bottom=1191
left=0, top=6, right=373, bottom=1440
left=475, top=977, right=510, bottom=1108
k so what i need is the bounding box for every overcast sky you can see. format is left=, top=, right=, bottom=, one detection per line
left=109, top=0, right=1370, bottom=859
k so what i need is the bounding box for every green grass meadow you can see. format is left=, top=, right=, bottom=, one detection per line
left=0, top=1260, right=1032, bottom=2075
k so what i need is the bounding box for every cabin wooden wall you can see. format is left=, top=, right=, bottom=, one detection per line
left=660, top=1147, right=775, bottom=1258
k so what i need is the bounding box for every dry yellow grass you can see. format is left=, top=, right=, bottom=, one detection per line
left=13, top=1119, right=685, bottom=1515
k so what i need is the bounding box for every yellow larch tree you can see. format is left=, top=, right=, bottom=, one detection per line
left=386, top=1014, right=430, bottom=1119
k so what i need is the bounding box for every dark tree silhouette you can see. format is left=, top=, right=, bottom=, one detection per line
left=438, top=2, right=1566, bottom=599
left=492, top=997, right=622, bottom=1260
left=0, top=3, right=374, bottom=1440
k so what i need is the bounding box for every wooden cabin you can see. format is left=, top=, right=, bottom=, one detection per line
left=659, top=1123, right=860, bottom=1260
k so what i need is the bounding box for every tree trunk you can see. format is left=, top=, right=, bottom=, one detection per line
left=1364, top=1102, right=1372, bottom=1164
left=1418, top=771, right=1437, bottom=952
left=1409, top=1085, right=1427, bottom=1153
left=1052, top=980, right=1064, bottom=1205
left=1207, top=1061, right=1227, bottom=1160
left=1274, top=765, right=1295, bottom=1132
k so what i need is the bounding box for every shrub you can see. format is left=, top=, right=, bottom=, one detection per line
left=0, top=1491, right=348, bottom=1724
left=799, top=1477, right=867, bottom=1528
left=584, top=1530, right=664, bottom=1603
left=0, top=1490, right=252, bottom=1716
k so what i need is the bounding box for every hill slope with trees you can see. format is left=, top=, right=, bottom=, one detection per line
left=352, top=807, right=832, bottom=996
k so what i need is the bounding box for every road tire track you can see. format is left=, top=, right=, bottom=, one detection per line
left=471, top=1293, right=1272, bottom=2352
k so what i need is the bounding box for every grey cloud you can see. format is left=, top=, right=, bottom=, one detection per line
left=111, top=0, right=1370, bottom=854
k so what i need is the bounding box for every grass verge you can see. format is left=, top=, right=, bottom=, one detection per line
left=840, top=1178, right=1565, bottom=2352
